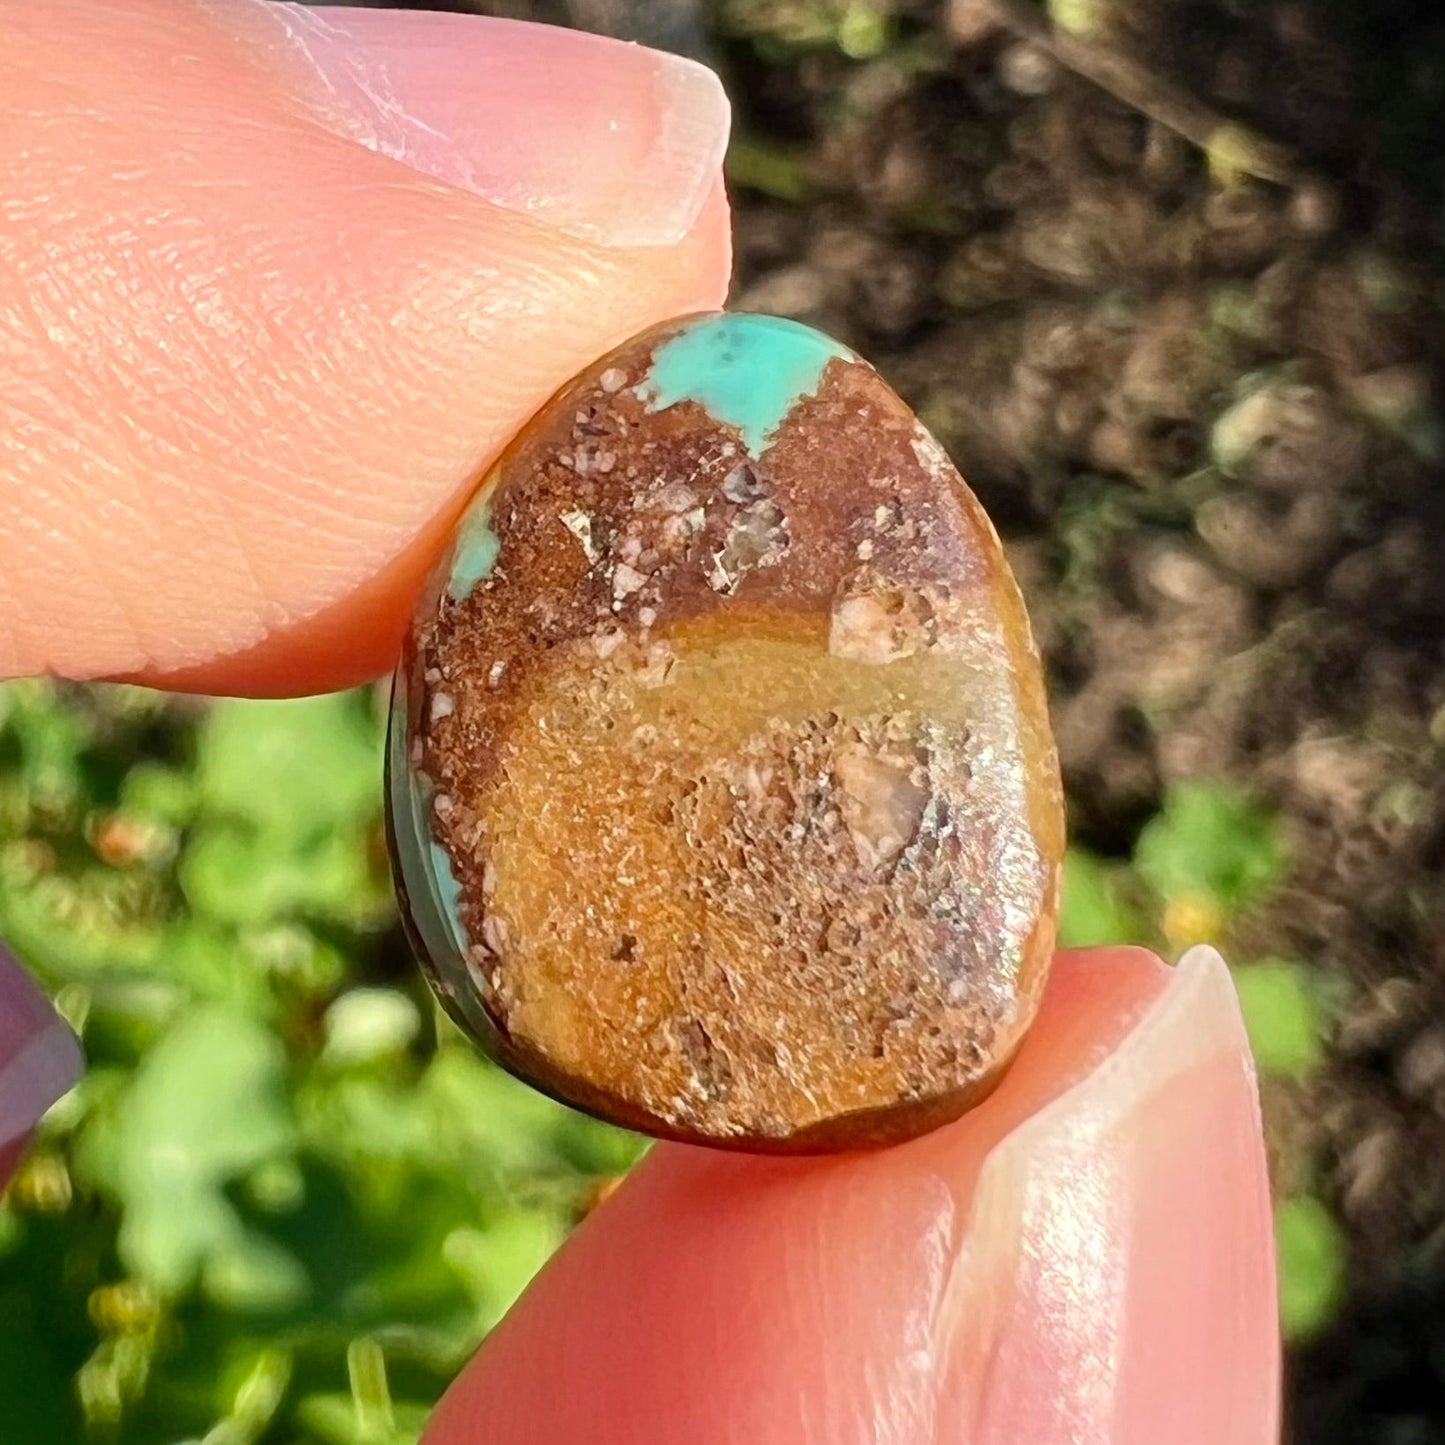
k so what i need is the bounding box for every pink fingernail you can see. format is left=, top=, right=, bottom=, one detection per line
left=0, top=946, right=83, bottom=1147
left=216, top=2, right=729, bottom=247
left=937, top=946, right=1279, bottom=1445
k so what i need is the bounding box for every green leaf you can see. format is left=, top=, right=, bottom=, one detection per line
left=1233, top=960, right=1326, bottom=1079
left=296, top=1392, right=428, bottom=1445
left=348, top=1336, right=396, bottom=1441
left=201, top=1231, right=311, bottom=1315
left=180, top=822, right=389, bottom=928
left=323, top=990, right=423, bottom=1070
left=120, top=762, right=199, bottom=826
left=196, top=694, right=381, bottom=842
left=150, top=919, right=274, bottom=1012
left=1275, top=1194, right=1347, bottom=1339
left=112, top=1010, right=298, bottom=1295
left=554, top=1112, right=648, bottom=1178
left=2, top=680, right=92, bottom=812
left=1134, top=781, right=1283, bottom=918
left=837, top=4, right=890, bottom=58
left=241, top=923, right=348, bottom=995
left=726, top=137, right=814, bottom=202
left=1059, top=848, right=1140, bottom=947
left=1048, top=0, right=1101, bottom=35
left=419, top=1049, right=574, bottom=1180
left=441, top=1209, right=565, bottom=1324
left=226, top=1347, right=293, bottom=1438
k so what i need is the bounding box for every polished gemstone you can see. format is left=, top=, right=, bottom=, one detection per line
left=387, top=312, right=1064, bottom=1151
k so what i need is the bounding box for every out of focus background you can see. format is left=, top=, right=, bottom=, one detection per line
left=2, top=0, right=1442, bottom=1440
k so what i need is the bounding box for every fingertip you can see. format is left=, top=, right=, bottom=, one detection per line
left=219, top=2, right=730, bottom=248
left=935, top=946, right=1277, bottom=1444
left=423, top=948, right=1275, bottom=1445
left=2, top=0, right=733, bottom=693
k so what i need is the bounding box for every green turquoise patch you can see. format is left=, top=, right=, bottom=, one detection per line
left=428, top=841, right=469, bottom=954
left=636, top=313, right=853, bottom=456
left=386, top=676, right=470, bottom=966
left=447, top=494, right=501, bottom=602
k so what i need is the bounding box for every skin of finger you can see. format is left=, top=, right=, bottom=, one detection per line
left=0, top=0, right=731, bottom=695
left=423, top=947, right=1276, bottom=1445
left=145, top=180, right=726, bottom=700
left=934, top=949, right=1278, bottom=1444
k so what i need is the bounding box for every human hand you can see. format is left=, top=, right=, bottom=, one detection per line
left=0, top=4, right=1279, bottom=1441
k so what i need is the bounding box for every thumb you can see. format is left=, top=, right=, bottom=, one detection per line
left=424, top=948, right=1279, bottom=1445
left=0, top=0, right=730, bottom=694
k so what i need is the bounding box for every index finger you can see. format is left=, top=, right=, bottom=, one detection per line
left=0, top=0, right=731, bottom=696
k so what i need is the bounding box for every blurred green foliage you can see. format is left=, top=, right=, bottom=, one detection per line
left=718, top=0, right=894, bottom=59
left=1233, top=961, right=1328, bottom=1083
left=0, top=681, right=643, bottom=1445
left=0, top=681, right=1347, bottom=1444
left=1134, top=781, right=1284, bottom=921
left=1058, top=847, right=1141, bottom=949
left=1275, top=1196, right=1349, bottom=1340
left=1060, top=778, right=1346, bottom=1341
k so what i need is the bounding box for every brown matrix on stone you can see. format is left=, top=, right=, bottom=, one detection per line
left=389, top=313, right=1063, bottom=1151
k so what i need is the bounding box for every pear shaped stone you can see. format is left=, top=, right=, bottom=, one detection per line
left=387, top=313, right=1063, bottom=1151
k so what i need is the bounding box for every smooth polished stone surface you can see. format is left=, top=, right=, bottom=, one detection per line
left=387, top=312, right=1064, bottom=1151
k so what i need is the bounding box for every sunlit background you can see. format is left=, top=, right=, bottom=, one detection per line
left=3, top=0, right=1443, bottom=1441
